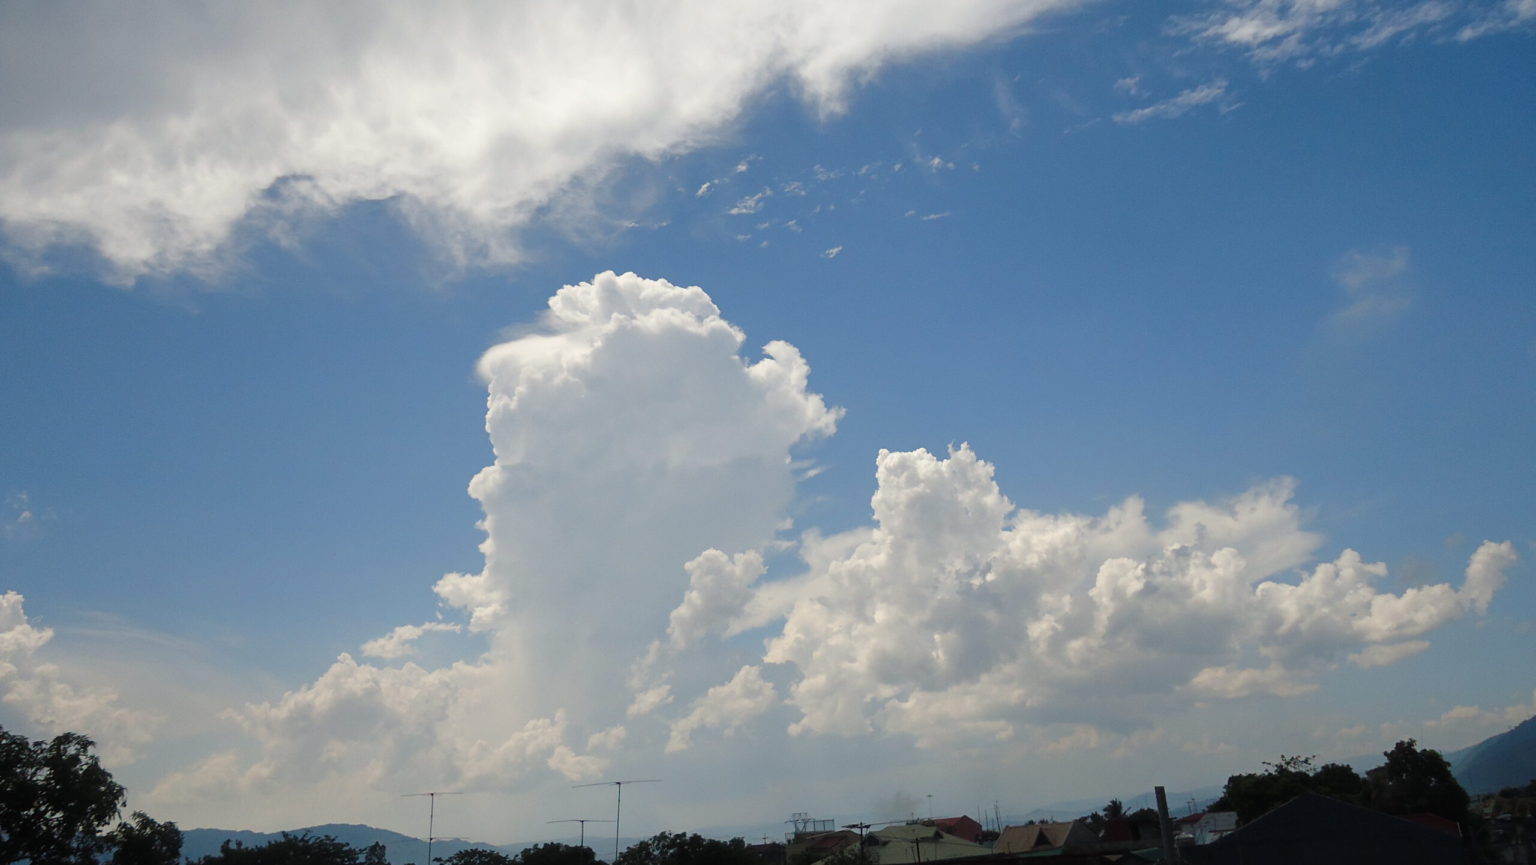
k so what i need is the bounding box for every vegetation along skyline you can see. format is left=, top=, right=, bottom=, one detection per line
left=1, top=0, right=1533, bottom=844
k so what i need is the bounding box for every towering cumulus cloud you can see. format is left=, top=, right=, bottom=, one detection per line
left=0, top=1, right=1081, bottom=279
left=151, top=273, right=1512, bottom=822
left=152, top=272, right=840, bottom=813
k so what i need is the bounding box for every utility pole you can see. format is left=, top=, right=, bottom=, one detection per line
left=546, top=818, right=614, bottom=850
left=574, top=778, right=660, bottom=864
left=403, top=792, right=463, bottom=865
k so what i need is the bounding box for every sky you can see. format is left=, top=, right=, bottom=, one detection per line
left=1, top=0, right=1534, bottom=848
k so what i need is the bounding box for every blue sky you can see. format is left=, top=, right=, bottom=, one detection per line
left=1, top=0, right=1534, bottom=845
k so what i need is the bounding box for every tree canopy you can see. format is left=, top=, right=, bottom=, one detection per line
left=1214, top=741, right=1471, bottom=827
left=515, top=844, right=599, bottom=865
left=188, top=833, right=361, bottom=865
left=615, top=831, right=758, bottom=865
left=1367, top=738, right=1470, bottom=824
left=1212, top=754, right=1369, bottom=824
left=1, top=726, right=127, bottom=865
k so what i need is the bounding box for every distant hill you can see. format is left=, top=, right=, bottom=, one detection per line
left=1447, top=713, right=1536, bottom=794
left=179, top=823, right=532, bottom=865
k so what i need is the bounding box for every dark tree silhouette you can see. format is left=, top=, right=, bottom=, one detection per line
left=440, top=851, right=514, bottom=865
left=516, top=843, right=598, bottom=865
left=615, top=832, right=757, bottom=865
left=0, top=727, right=126, bottom=865
left=108, top=812, right=182, bottom=865
left=189, top=833, right=361, bottom=865
left=1367, top=738, right=1470, bottom=825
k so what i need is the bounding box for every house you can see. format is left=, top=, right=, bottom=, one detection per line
left=1180, top=793, right=1468, bottom=865
left=994, top=821, right=1100, bottom=854
left=869, top=824, right=989, bottom=863
left=1179, top=811, right=1241, bottom=848
left=926, top=816, right=985, bottom=844
left=785, top=829, right=860, bottom=863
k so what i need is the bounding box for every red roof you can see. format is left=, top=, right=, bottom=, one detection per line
left=929, top=816, right=983, bottom=843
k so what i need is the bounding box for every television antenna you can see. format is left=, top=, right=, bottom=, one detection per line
left=402, top=791, right=463, bottom=865
left=574, top=778, right=660, bottom=864
left=546, top=818, right=614, bottom=850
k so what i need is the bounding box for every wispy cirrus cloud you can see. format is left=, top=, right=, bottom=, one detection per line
left=1113, top=80, right=1232, bottom=124
left=1325, top=245, right=1415, bottom=329
left=1173, top=0, right=1522, bottom=66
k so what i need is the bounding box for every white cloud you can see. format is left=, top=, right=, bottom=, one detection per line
left=1174, top=0, right=1507, bottom=64
left=667, top=550, right=765, bottom=649
left=666, top=665, right=778, bottom=753
left=728, top=189, right=773, bottom=216
left=822, top=245, right=844, bottom=259
left=0, top=0, right=1086, bottom=281
left=749, top=446, right=1514, bottom=745
left=1113, top=80, right=1231, bottom=125
left=1424, top=688, right=1536, bottom=739
left=360, top=621, right=462, bottom=659
left=1459, top=0, right=1536, bottom=39
left=0, top=592, right=160, bottom=763
left=159, top=271, right=841, bottom=824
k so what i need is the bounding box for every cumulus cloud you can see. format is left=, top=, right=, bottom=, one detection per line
left=360, top=621, right=463, bottom=659
left=0, top=592, right=159, bottom=762
left=750, top=446, right=1514, bottom=746
left=666, top=665, right=778, bottom=752
left=162, top=271, right=841, bottom=820
left=131, top=271, right=1513, bottom=821
left=1424, top=688, right=1536, bottom=740
left=0, top=0, right=1085, bottom=280
left=668, top=550, right=766, bottom=649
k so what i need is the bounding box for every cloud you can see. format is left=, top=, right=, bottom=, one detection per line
left=0, top=1, right=1086, bottom=281
left=1424, top=688, right=1536, bottom=739
left=1173, top=0, right=1505, bottom=65
left=2, top=491, right=48, bottom=541
left=728, top=189, right=773, bottom=216
left=0, top=591, right=160, bottom=763
left=155, top=271, right=841, bottom=824
left=667, top=550, right=766, bottom=650
left=359, top=621, right=463, bottom=659
left=1113, top=80, right=1231, bottom=125
left=1326, top=245, right=1414, bottom=329
left=666, top=665, right=778, bottom=752
left=747, top=446, right=1514, bottom=745
left=1458, top=0, right=1536, bottom=39
left=822, top=245, right=845, bottom=259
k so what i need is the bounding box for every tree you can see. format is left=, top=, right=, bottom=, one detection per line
left=1103, top=799, right=1125, bottom=821
left=189, top=833, right=361, bottom=865
left=615, top=832, right=757, bottom=865
left=0, top=727, right=126, bottom=865
left=363, top=843, right=389, bottom=865
left=441, top=851, right=514, bottom=865
left=516, top=844, right=598, bottom=865
left=109, top=812, right=182, bottom=865
left=1211, top=755, right=1318, bottom=824
left=1367, top=739, right=1470, bottom=825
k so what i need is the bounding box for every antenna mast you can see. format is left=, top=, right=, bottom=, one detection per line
left=574, top=778, right=660, bottom=864
left=402, top=791, right=463, bottom=865
left=546, top=818, right=614, bottom=850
